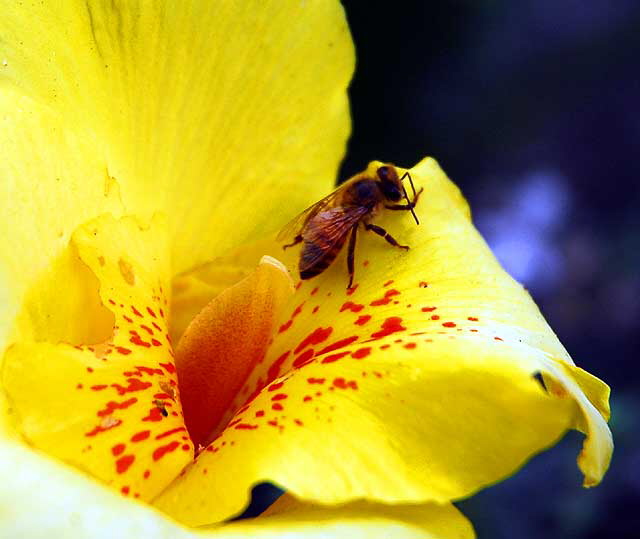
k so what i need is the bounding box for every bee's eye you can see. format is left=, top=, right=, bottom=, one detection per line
left=377, top=166, right=392, bottom=182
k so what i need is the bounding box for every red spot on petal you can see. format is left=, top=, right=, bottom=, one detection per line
left=235, top=423, right=258, bottom=430
left=340, top=301, right=364, bottom=313
left=333, top=378, right=358, bottom=390
left=404, top=342, right=417, bottom=349
left=90, top=384, right=108, bottom=391
left=442, top=322, right=457, bottom=328
left=278, top=319, right=293, bottom=333
left=292, top=348, right=315, bottom=368
left=321, top=351, right=351, bottom=363
left=97, top=398, right=137, bottom=417
left=255, top=410, right=265, bottom=417
left=143, top=470, right=151, bottom=479
left=354, top=315, right=371, bottom=326
left=421, top=306, right=437, bottom=312
left=86, top=367, right=94, bottom=373
left=267, top=351, right=290, bottom=381
left=111, top=443, right=126, bottom=456
left=294, top=419, right=304, bottom=426
left=268, top=382, right=284, bottom=392
left=351, top=347, right=371, bottom=359
left=155, top=427, right=186, bottom=440
left=311, top=287, right=319, bottom=296
left=346, top=284, right=358, bottom=296
left=115, top=346, right=132, bottom=355
left=431, top=315, right=440, bottom=320
left=317, top=335, right=359, bottom=355
left=272, top=403, right=284, bottom=411
left=370, top=317, right=406, bottom=339
left=307, top=377, right=325, bottom=384
left=142, top=408, right=164, bottom=422
left=111, top=378, right=152, bottom=395
left=131, top=306, right=143, bottom=317
left=140, top=325, right=154, bottom=335
left=271, top=393, right=288, bottom=401
left=303, top=395, right=312, bottom=402
left=494, top=336, right=503, bottom=341
left=131, top=430, right=151, bottom=442
left=151, top=338, right=162, bottom=346
left=123, top=315, right=134, bottom=323
left=152, top=441, right=180, bottom=461
left=370, top=289, right=400, bottom=306
left=295, top=326, right=333, bottom=354
left=115, top=454, right=135, bottom=474
left=147, top=307, right=157, bottom=318
left=468, top=316, right=479, bottom=321
left=159, top=362, right=176, bottom=374
left=312, top=306, right=320, bottom=314
left=383, top=279, right=394, bottom=287
left=419, top=281, right=429, bottom=288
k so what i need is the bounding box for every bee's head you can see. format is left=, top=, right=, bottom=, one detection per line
left=376, top=165, right=402, bottom=201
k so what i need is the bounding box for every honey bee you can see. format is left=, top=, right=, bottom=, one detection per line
left=279, top=162, right=423, bottom=288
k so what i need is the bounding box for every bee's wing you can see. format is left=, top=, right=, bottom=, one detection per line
left=299, top=205, right=369, bottom=273
left=276, top=186, right=345, bottom=242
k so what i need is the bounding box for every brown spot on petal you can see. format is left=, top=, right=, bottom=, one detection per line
left=118, top=258, right=136, bottom=285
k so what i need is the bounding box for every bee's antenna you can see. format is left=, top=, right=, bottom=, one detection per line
left=399, top=171, right=417, bottom=198
left=401, top=184, right=420, bottom=225
left=399, top=171, right=419, bottom=225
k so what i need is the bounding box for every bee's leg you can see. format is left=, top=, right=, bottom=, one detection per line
left=365, top=223, right=409, bottom=250
left=384, top=187, right=424, bottom=210
left=346, top=224, right=358, bottom=289
left=283, top=234, right=303, bottom=250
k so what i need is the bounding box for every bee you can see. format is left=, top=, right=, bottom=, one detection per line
left=279, top=162, right=423, bottom=288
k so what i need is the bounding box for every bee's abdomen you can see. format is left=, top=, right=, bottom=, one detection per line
left=299, top=236, right=345, bottom=280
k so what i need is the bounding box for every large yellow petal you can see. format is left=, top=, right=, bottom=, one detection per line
left=0, top=439, right=474, bottom=538
left=3, top=215, right=192, bottom=500
left=0, top=0, right=353, bottom=274
left=155, top=158, right=611, bottom=525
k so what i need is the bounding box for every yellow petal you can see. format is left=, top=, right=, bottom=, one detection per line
left=175, top=256, right=294, bottom=447
left=155, top=158, right=611, bottom=525
left=0, top=88, right=123, bottom=348
left=0, top=440, right=473, bottom=539
left=0, top=0, right=353, bottom=274
left=2, top=215, right=192, bottom=500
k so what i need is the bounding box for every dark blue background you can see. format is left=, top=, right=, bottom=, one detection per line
left=340, top=1, right=639, bottom=537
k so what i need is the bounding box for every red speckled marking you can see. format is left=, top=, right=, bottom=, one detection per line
left=152, top=441, right=180, bottom=461
left=115, top=346, right=132, bottom=355
left=317, top=336, right=359, bottom=355
left=303, top=396, right=312, bottom=402
left=320, top=351, right=350, bottom=364
left=267, top=351, right=290, bottom=381
left=370, top=317, right=406, bottom=339
left=115, top=454, right=135, bottom=474
left=340, top=301, right=364, bottom=313
left=98, top=398, right=137, bottom=417
left=271, top=393, right=288, bottom=401
left=333, top=378, right=358, bottom=390
left=468, top=317, right=479, bottom=321
left=140, top=325, right=154, bottom=335
left=131, top=430, right=150, bottom=442
left=292, top=349, right=315, bottom=368
left=351, top=347, right=371, bottom=359
left=131, top=306, right=143, bottom=317
left=307, top=377, right=325, bottom=384
left=143, top=470, right=151, bottom=479
left=147, top=307, right=157, bottom=318
left=383, top=279, right=394, bottom=287
left=442, top=322, right=457, bottom=328
left=370, top=289, right=400, bottom=306
left=311, top=287, right=319, bottom=296
left=235, top=423, right=258, bottom=430
left=255, top=410, right=265, bottom=417
left=130, top=335, right=151, bottom=348
left=422, top=307, right=437, bottom=312
left=155, top=427, right=186, bottom=440
left=312, top=306, right=320, bottom=314
left=91, top=384, right=108, bottom=391
left=268, top=382, right=284, bottom=392
left=111, top=378, right=152, bottom=395
left=151, top=339, right=162, bottom=347
left=419, top=281, right=429, bottom=288
left=272, top=403, right=284, bottom=411
left=111, top=443, right=126, bottom=456
left=295, top=327, right=333, bottom=354
left=354, top=315, right=371, bottom=326
left=404, top=342, right=417, bottom=349
left=346, top=284, right=358, bottom=296
left=494, top=337, right=503, bottom=341
left=85, top=419, right=122, bottom=437
left=431, top=315, right=440, bottom=320
left=142, top=408, right=164, bottom=422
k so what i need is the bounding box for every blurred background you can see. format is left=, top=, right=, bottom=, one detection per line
left=340, top=1, right=639, bottom=537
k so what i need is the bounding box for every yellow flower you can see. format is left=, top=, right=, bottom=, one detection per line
left=0, top=1, right=611, bottom=538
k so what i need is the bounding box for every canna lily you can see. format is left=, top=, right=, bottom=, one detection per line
left=0, top=1, right=612, bottom=537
